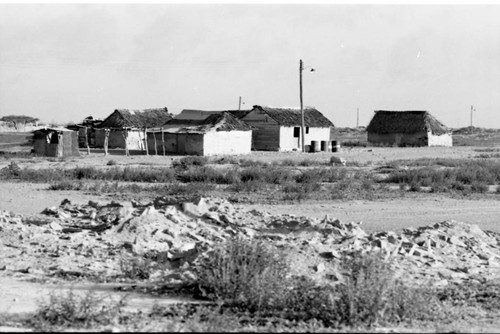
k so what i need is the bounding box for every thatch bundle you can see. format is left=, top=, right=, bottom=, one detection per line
left=366, top=110, right=449, bottom=135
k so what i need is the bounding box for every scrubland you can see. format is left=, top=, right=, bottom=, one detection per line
left=1, top=127, right=500, bottom=332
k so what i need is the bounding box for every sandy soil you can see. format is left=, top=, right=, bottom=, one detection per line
left=245, top=196, right=500, bottom=233
left=0, top=182, right=114, bottom=215
left=1, top=182, right=499, bottom=234
left=0, top=145, right=484, bottom=171
left=0, top=274, right=204, bottom=316
left=1, top=146, right=500, bottom=331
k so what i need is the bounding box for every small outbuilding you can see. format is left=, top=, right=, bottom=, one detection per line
left=33, top=128, right=80, bottom=157
left=95, top=108, right=172, bottom=150
left=366, top=110, right=452, bottom=147
left=147, top=111, right=253, bottom=156
left=234, top=105, right=334, bottom=151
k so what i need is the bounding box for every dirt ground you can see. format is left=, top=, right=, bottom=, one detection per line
left=1, top=145, right=498, bottom=233
left=1, top=145, right=500, bottom=331
left=0, top=145, right=484, bottom=171
left=1, top=182, right=500, bottom=234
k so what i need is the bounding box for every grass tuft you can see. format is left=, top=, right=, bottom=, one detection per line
left=30, top=289, right=127, bottom=330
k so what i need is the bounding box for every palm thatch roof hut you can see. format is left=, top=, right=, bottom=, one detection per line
left=366, top=110, right=452, bottom=147
left=98, top=108, right=172, bottom=129
left=250, top=106, right=334, bottom=128
left=95, top=108, right=173, bottom=150
left=237, top=105, right=334, bottom=151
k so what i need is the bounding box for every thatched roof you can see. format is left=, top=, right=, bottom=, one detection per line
left=251, top=105, right=334, bottom=127
left=160, top=112, right=253, bottom=133
left=175, top=109, right=252, bottom=121
left=98, top=108, right=172, bottom=129
left=366, top=110, right=450, bottom=135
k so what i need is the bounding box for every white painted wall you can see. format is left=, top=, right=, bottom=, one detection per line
left=203, top=131, right=252, bottom=155
left=126, top=131, right=146, bottom=150
left=279, top=126, right=331, bottom=151
left=95, top=129, right=146, bottom=150
left=428, top=131, right=453, bottom=147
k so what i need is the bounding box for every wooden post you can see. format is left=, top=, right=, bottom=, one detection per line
left=84, top=127, right=90, bottom=155
left=299, top=59, right=305, bottom=152
left=470, top=105, right=474, bottom=127
left=57, top=132, right=64, bottom=157
left=357, top=108, right=359, bottom=128
left=144, top=128, right=149, bottom=156
left=104, top=129, right=110, bottom=156
left=153, top=131, right=158, bottom=156
left=161, top=128, right=165, bottom=156
left=122, top=130, right=129, bottom=156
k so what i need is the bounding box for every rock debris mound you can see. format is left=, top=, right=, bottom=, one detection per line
left=1, top=196, right=500, bottom=288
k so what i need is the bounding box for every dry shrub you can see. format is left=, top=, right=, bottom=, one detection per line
left=194, top=237, right=290, bottom=311
left=172, top=156, right=209, bottom=169
left=195, top=245, right=443, bottom=328
left=31, top=289, right=127, bottom=330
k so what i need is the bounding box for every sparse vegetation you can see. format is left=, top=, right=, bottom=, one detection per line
left=381, top=159, right=500, bottom=193
left=193, top=239, right=447, bottom=329
left=4, top=155, right=500, bottom=201
left=30, top=289, right=128, bottom=331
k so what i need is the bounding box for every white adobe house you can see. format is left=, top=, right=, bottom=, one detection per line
left=147, top=110, right=253, bottom=156
left=235, top=105, right=334, bottom=151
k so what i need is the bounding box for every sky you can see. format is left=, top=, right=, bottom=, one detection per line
left=1, top=3, right=500, bottom=128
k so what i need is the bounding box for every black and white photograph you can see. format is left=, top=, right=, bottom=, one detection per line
left=1, top=1, right=500, bottom=332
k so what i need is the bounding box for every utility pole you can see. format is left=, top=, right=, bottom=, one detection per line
left=470, top=105, right=474, bottom=127
left=238, top=96, right=242, bottom=111
left=357, top=107, right=359, bottom=128
left=299, top=59, right=305, bottom=152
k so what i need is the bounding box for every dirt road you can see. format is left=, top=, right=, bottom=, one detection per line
left=244, top=196, right=500, bottom=233
left=1, top=182, right=499, bottom=233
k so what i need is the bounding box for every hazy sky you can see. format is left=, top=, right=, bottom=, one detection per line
left=1, top=4, right=499, bottom=128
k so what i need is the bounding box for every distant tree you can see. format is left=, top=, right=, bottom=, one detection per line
left=0, top=115, right=40, bottom=129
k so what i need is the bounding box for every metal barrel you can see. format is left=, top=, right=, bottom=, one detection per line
left=320, top=140, right=328, bottom=152
left=331, top=140, right=340, bottom=152
left=311, top=140, right=320, bottom=153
